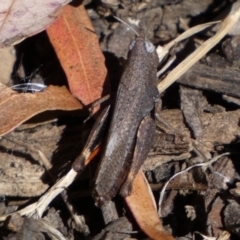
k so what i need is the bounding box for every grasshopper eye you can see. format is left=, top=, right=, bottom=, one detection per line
left=129, top=40, right=136, bottom=50
left=145, top=41, right=155, bottom=53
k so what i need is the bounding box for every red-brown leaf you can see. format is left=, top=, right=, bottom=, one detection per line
left=0, top=85, right=82, bottom=136
left=125, top=170, right=175, bottom=240
left=46, top=4, right=109, bottom=109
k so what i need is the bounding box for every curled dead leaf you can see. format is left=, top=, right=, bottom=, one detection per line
left=0, top=85, right=82, bottom=136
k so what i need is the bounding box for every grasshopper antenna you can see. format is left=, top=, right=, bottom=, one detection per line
left=114, top=16, right=139, bottom=37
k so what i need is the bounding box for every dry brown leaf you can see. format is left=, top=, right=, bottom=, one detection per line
left=0, top=0, right=70, bottom=47
left=0, top=85, right=82, bottom=136
left=46, top=4, right=109, bottom=108
left=125, top=170, right=175, bottom=240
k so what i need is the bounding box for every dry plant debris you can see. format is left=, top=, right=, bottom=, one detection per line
left=0, top=0, right=240, bottom=240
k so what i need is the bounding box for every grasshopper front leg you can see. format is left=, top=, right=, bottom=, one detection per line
left=120, top=114, right=155, bottom=197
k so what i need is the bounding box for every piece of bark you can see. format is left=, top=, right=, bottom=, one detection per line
left=144, top=128, right=192, bottom=171
left=158, top=162, right=181, bottom=218
left=101, top=201, right=119, bottom=225
left=222, top=36, right=240, bottom=67
left=207, top=197, right=225, bottom=236
left=152, top=162, right=175, bottom=183
left=180, top=86, right=208, bottom=139
left=144, top=108, right=240, bottom=172
left=158, top=109, right=191, bottom=138
left=0, top=119, right=89, bottom=198
left=152, top=109, right=191, bottom=153
left=204, top=156, right=235, bottom=212
left=177, top=62, right=240, bottom=98
left=199, top=109, right=240, bottom=152
left=224, top=200, right=240, bottom=237
left=43, top=208, right=68, bottom=237
left=5, top=213, right=67, bottom=240
left=205, top=52, right=232, bottom=69
left=208, top=156, right=235, bottom=191
left=150, top=181, right=207, bottom=192
left=144, top=152, right=191, bottom=172
left=150, top=131, right=191, bottom=155
left=92, top=217, right=132, bottom=240
left=160, top=190, right=178, bottom=218
left=0, top=152, right=49, bottom=197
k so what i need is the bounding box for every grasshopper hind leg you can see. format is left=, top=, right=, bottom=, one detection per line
left=120, top=114, right=155, bottom=197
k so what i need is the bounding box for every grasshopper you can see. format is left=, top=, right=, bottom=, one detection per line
left=73, top=21, right=160, bottom=206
